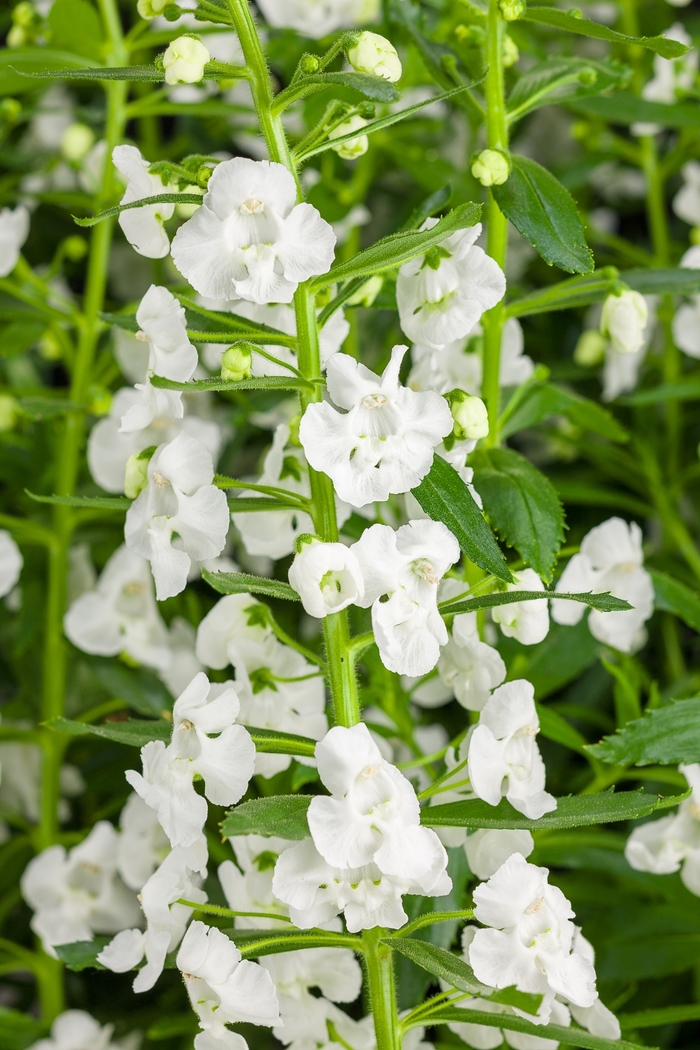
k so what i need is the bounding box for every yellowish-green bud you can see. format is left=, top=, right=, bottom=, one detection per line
left=63, top=235, right=88, bottom=262
left=0, top=394, right=18, bottom=432
left=574, top=329, right=606, bottom=366
left=221, top=344, right=253, bottom=382
left=39, top=331, right=62, bottom=361
left=449, top=391, right=489, bottom=441
left=162, top=36, right=210, bottom=86
left=346, top=274, right=384, bottom=307
left=136, top=0, right=169, bottom=19
left=691, top=226, right=700, bottom=246
left=61, top=123, right=95, bottom=163
left=0, top=99, right=21, bottom=124
left=471, top=149, right=510, bottom=187
left=329, top=115, right=369, bottom=160
left=499, top=0, right=526, bottom=19
left=502, top=34, right=519, bottom=68
left=124, top=451, right=151, bottom=499
left=13, top=2, right=36, bottom=27
left=293, top=532, right=319, bottom=554
left=7, top=24, right=27, bottom=47
left=347, top=32, right=402, bottom=82
left=88, top=385, right=112, bottom=416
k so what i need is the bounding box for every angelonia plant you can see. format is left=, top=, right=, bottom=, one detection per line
left=3, top=0, right=700, bottom=1049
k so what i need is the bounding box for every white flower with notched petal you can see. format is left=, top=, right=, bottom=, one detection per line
left=491, top=568, right=550, bottom=646
left=124, top=431, right=230, bottom=601
left=63, top=545, right=171, bottom=671
left=26, top=1009, right=136, bottom=1050
left=625, top=763, right=700, bottom=896
left=468, top=680, right=556, bottom=819
left=288, top=538, right=365, bottom=617
left=673, top=160, right=700, bottom=227
left=408, top=318, right=531, bottom=397
left=0, top=529, right=22, bottom=597
left=600, top=290, right=649, bottom=356
left=0, top=205, right=29, bottom=277
left=551, top=517, right=654, bottom=653
left=133, top=284, right=198, bottom=383
left=171, top=157, right=336, bottom=305
left=255, top=0, right=380, bottom=38
left=112, top=145, right=175, bottom=259
left=272, top=835, right=451, bottom=932
left=470, top=853, right=598, bottom=1022
left=21, top=821, right=141, bottom=956
left=116, top=792, right=170, bottom=891
left=299, top=346, right=452, bottom=507
left=126, top=673, right=255, bottom=849
left=465, top=828, right=535, bottom=881
left=437, top=608, right=506, bottom=711
left=351, top=520, right=460, bottom=676
left=397, top=221, right=506, bottom=350
left=176, top=920, right=280, bottom=1046
left=219, top=834, right=294, bottom=930
left=195, top=593, right=273, bottom=670
left=307, top=722, right=449, bottom=882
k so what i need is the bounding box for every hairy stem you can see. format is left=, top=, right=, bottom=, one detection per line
left=363, top=928, right=400, bottom=1050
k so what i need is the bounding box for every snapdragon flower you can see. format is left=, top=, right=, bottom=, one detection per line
left=171, top=157, right=335, bottom=304
left=26, top=1009, right=138, bottom=1050
left=219, top=834, right=295, bottom=930
left=124, top=431, right=230, bottom=600
left=396, top=221, right=506, bottom=350
left=261, top=948, right=362, bottom=1047
left=672, top=248, right=700, bottom=359
left=470, top=853, right=598, bottom=1022
left=132, top=284, right=198, bottom=384
left=491, top=568, right=550, bottom=646
left=673, top=160, right=700, bottom=227
left=299, top=346, right=452, bottom=506
left=408, top=318, right=531, bottom=396
left=351, top=520, right=460, bottom=676
left=600, top=291, right=649, bottom=356
left=116, top=791, right=170, bottom=891
left=254, top=0, right=380, bottom=38
left=551, top=517, right=654, bottom=653
left=0, top=529, right=23, bottom=596
left=126, top=673, right=255, bottom=850
left=288, top=539, right=365, bottom=617
left=63, top=545, right=171, bottom=671
left=625, top=762, right=700, bottom=895
left=436, top=608, right=507, bottom=710
left=468, top=680, right=556, bottom=819
left=0, top=204, right=29, bottom=277
left=112, top=145, right=175, bottom=259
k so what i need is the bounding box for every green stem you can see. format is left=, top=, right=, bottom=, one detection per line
left=481, top=0, right=508, bottom=448
left=363, top=928, right=400, bottom=1050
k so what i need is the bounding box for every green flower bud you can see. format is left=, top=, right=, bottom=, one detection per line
left=691, top=226, right=700, bottom=247
left=471, top=149, right=510, bottom=187
left=347, top=32, right=402, bottom=83
left=61, top=123, right=95, bottom=163
left=88, top=385, right=112, bottom=416
left=13, top=2, right=36, bottom=28
left=300, top=55, right=321, bottom=74
left=578, top=67, right=597, bottom=87
left=196, top=165, right=213, bottom=189
left=574, top=329, right=606, bottom=366
left=124, top=447, right=155, bottom=499
left=38, top=331, right=62, bottom=361
left=499, top=0, right=526, bottom=20
left=162, top=36, right=210, bottom=86
left=447, top=390, right=489, bottom=441
left=346, top=274, right=384, bottom=307
left=163, top=3, right=183, bottom=20
left=329, top=115, right=369, bottom=160
left=63, top=235, right=88, bottom=262
left=136, top=0, right=169, bottom=19
left=0, top=99, right=22, bottom=124
left=221, top=344, right=253, bottom=382
left=503, top=34, right=519, bottom=67
left=0, top=394, right=18, bottom=432
left=7, top=25, right=27, bottom=47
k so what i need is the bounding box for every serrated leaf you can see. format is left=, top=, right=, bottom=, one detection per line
left=311, top=203, right=482, bottom=288
left=570, top=93, right=700, bottom=128
left=73, top=193, right=204, bottom=227
left=423, top=789, right=686, bottom=830
left=413, top=455, right=512, bottom=583
left=470, top=448, right=565, bottom=583
left=588, top=698, right=700, bottom=767
left=493, top=156, right=593, bottom=275
left=46, top=716, right=172, bottom=747
left=25, top=490, right=130, bottom=510
left=54, top=939, right=109, bottom=971
left=201, top=570, right=300, bottom=601
left=523, top=6, right=689, bottom=58
left=651, top=570, right=700, bottom=632
left=507, top=57, right=630, bottom=121
left=500, top=382, right=628, bottom=442
left=222, top=795, right=312, bottom=840
left=386, top=938, right=483, bottom=994
left=440, top=590, right=631, bottom=616
left=420, top=1006, right=643, bottom=1050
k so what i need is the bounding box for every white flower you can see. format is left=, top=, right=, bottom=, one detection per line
left=673, top=160, right=700, bottom=227
left=20, top=821, right=141, bottom=955
left=171, top=157, right=335, bottom=305
left=0, top=743, right=82, bottom=829
left=0, top=204, right=29, bottom=277
left=437, top=609, right=506, bottom=711
left=176, top=920, right=280, bottom=1039
left=219, top=834, right=294, bottom=930
left=470, top=854, right=598, bottom=1021
left=408, top=319, right=530, bottom=397
left=98, top=845, right=207, bottom=992
left=642, top=24, right=697, bottom=104
left=348, top=32, right=402, bottom=81
left=116, top=792, right=170, bottom=891
left=672, top=249, right=700, bottom=358
left=396, top=221, right=506, bottom=351
left=272, top=835, right=450, bottom=932
left=330, top=115, right=370, bottom=159
left=625, top=763, right=700, bottom=896
left=124, top=432, right=230, bottom=601
left=133, top=284, right=198, bottom=383
left=126, top=673, right=255, bottom=848
left=567, top=929, right=621, bottom=1041
left=195, top=592, right=273, bottom=670
left=255, top=0, right=380, bottom=38
left=0, top=529, right=22, bottom=596
left=26, top=1009, right=133, bottom=1050
left=160, top=616, right=206, bottom=699
left=307, top=722, right=449, bottom=883
left=465, top=828, right=535, bottom=880
left=600, top=291, right=649, bottom=355
left=468, top=680, right=556, bottom=819
left=288, top=539, right=365, bottom=617
left=299, top=346, right=452, bottom=507
left=491, top=569, right=550, bottom=646
left=63, top=545, right=171, bottom=671
left=112, top=145, right=175, bottom=259
left=551, top=517, right=654, bottom=654
left=351, top=520, right=459, bottom=676
left=163, top=36, right=210, bottom=86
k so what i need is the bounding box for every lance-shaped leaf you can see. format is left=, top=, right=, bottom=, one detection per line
left=439, top=590, right=631, bottom=616
left=150, top=375, right=313, bottom=394
left=651, top=569, right=700, bottom=632
left=234, top=928, right=362, bottom=959
left=222, top=795, right=312, bottom=840
left=492, top=156, right=593, bottom=275
left=48, top=0, right=103, bottom=59
left=587, top=698, right=700, bottom=767
left=522, top=6, right=689, bottom=57
left=46, top=716, right=171, bottom=747
left=202, top=569, right=300, bottom=601
left=570, top=92, right=700, bottom=129
left=73, top=193, right=204, bottom=228
left=310, top=202, right=482, bottom=288
left=423, top=789, right=686, bottom=830
left=274, top=70, right=400, bottom=111
left=55, top=940, right=109, bottom=972
left=0, top=49, right=98, bottom=95
left=85, top=656, right=174, bottom=718
left=624, top=267, right=700, bottom=296
left=500, top=382, right=629, bottom=442
left=537, top=703, right=588, bottom=755
left=507, top=57, right=630, bottom=123
left=621, top=379, right=700, bottom=406
left=412, top=455, right=513, bottom=583
left=16, top=61, right=249, bottom=84
left=25, top=490, right=130, bottom=510
left=470, top=448, right=565, bottom=583
left=506, top=272, right=618, bottom=318
left=0, top=1005, right=48, bottom=1047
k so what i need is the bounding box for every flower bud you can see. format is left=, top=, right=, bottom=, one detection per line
left=162, top=36, right=210, bottom=86
left=300, top=55, right=320, bottom=74
left=471, top=149, right=510, bottom=187
left=600, top=290, right=648, bottom=355
left=61, top=123, right=95, bottom=163
left=38, top=331, right=62, bottom=361
left=221, top=343, right=253, bottom=382
left=124, top=450, right=152, bottom=499
left=347, top=32, right=402, bottom=82
left=574, top=329, right=606, bottom=366
left=0, top=394, right=18, bottom=432
left=63, top=235, right=88, bottom=262
left=88, top=385, right=112, bottom=416
left=503, top=34, right=519, bottom=67
left=448, top=391, right=489, bottom=440
left=329, top=115, right=369, bottom=160
left=691, top=226, right=700, bottom=246
left=13, top=1, right=36, bottom=27
left=137, top=0, right=169, bottom=18
left=346, top=274, right=383, bottom=307
left=499, top=0, right=526, bottom=20
left=0, top=98, right=21, bottom=124
left=288, top=539, right=365, bottom=618
left=7, top=25, right=27, bottom=47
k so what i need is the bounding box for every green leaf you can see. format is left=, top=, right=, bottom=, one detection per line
left=150, top=374, right=312, bottom=393
left=73, top=193, right=204, bottom=228
left=523, top=6, right=689, bottom=57
left=225, top=498, right=301, bottom=514
left=19, top=397, right=85, bottom=419
left=470, top=448, right=566, bottom=583
left=507, top=57, right=630, bottom=122
left=619, top=1003, right=700, bottom=1029
left=311, top=202, right=482, bottom=288
left=570, top=93, right=700, bottom=129
left=201, top=569, right=300, bottom=601
left=85, top=657, right=173, bottom=717
left=587, top=698, right=700, bottom=767
left=0, top=1007, right=47, bottom=1050
left=54, top=939, right=109, bottom=971
left=537, top=702, right=588, bottom=754
left=423, top=789, right=686, bottom=830
left=146, top=1016, right=198, bottom=1042
left=500, top=382, right=628, bottom=442
left=651, top=569, right=700, bottom=632
left=506, top=272, right=617, bottom=319
left=275, top=70, right=401, bottom=110
left=440, top=590, right=631, bottom=616
left=420, top=1006, right=644, bottom=1050
left=25, top=490, right=130, bottom=510
left=387, top=938, right=482, bottom=993
left=0, top=49, right=98, bottom=95
left=624, top=267, right=700, bottom=296
left=233, top=928, right=362, bottom=958
left=48, top=0, right=103, bottom=60
left=0, top=320, right=46, bottom=357
left=412, top=455, right=513, bottom=583
left=19, top=64, right=164, bottom=82
left=246, top=728, right=317, bottom=759
left=620, top=379, right=700, bottom=406
left=492, top=155, right=593, bottom=275
left=46, top=715, right=171, bottom=747
left=222, top=795, right=312, bottom=840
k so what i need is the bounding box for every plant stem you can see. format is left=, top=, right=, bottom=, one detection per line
left=363, top=928, right=400, bottom=1050
left=481, top=0, right=508, bottom=448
